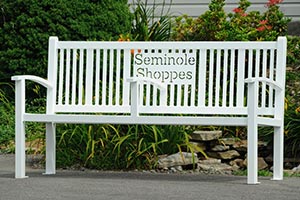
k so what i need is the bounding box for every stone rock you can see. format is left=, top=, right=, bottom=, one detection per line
left=207, top=150, right=240, bottom=160
left=232, top=140, right=247, bottom=152
left=219, top=138, right=237, bottom=146
left=230, top=158, right=246, bottom=169
left=26, top=154, right=44, bottom=168
left=158, top=152, right=198, bottom=168
left=170, top=167, right=182, bottom=173
left=292, top=164, right=300, bottom=172
left=198, top=158, right=233, bottom=174
left=199, top=158, right=221, bottom=164
left=189, top=141, right=207, bottom=151
left=190, top=130, right=222, bottom=141
left=233, top=140, right=268, bottom=152
left=285, top=162, right=294, bottom=169
left=211, top=144, right=230, bottom=152
left=243, top=157, right=268, bottom=170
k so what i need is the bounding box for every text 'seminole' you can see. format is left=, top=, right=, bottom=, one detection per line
left=133, top=51, right=196, bottom=84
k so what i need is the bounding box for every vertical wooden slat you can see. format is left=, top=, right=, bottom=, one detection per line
left=177, top=84, right=182, bottom=106
left=215, top=49, right=221, bottom=107
left=269, top=49, right=275, bottom=107
left=58, top=49, right=64, bottom=105
left=71, top=49, right=77, bottom=105
left=208, top=49, right=214, bottom=107
left=183, top=84, right=189, bottom=106
left=261, top=49, right=268, bottom=108
left=254, top=49, right=260, bottom=107
left=115, top=49, right=121, bottom=105
left=78, top=49, right=84, bottom=105
left=95, top=49, right=101, bottom=105
left=122, top=49, right=130, bottom=106
left=248, top=49, right=253, bottom=78
left=255, top=49, right=260, bottom=78
left=237, top=49, right=245, bottom=107
left=170, top=84, right=175, bottom=106
left=198, top=49, right=207, bottom=107
left=153, top=85, right=158, bottom=106
left=222, top=49, right=228, bottom=107
left=139, top=83, right=144, bottom=106
left=108, top=50, right=114, bottom=105
left=145, top=83, right=151, bottom=106
left=102, top=49, right=108, bottom=105
left=229, top=49, right=235, bottom=107
left=65, top=49, right=71, bottom=105
left=247, top=49, right=253, bottom=108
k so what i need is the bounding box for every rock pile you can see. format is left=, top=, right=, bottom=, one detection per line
left=158, top=130, right=271, bottom=174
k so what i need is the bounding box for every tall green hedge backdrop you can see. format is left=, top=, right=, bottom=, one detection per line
left=0, top=0, right=132, bottom=83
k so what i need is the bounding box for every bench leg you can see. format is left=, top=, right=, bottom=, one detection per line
left=247, top=123, right=259, bottom=184
left=15, top=121, right=27, bottom=178
left=247, top=81, right=259, bottom=184
left=272, top=126, right=284, bottom=180
left=15, top=79, right=27, bottom=178
left=44, top=123, right=56, bottom=175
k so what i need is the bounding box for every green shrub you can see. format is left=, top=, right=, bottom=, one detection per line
left=0, top=0, right=132, bottom=84
left=287, top=36, right=300, bottom=67
left=172, top=0, right=291, bottom=41
left=0, top=83, right=15, bottom=152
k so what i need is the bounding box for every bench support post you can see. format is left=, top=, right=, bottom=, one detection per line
left=247, top=81, right=259, bottom=184
left=272, top=36, right=286, bottom=181
left=15, top=79, right=28, bottom=178
left=272, top=126, right=284, bottom=180
left=44, top=123, right=56, bottom=175
left=130, top=81, right=139, bottom=117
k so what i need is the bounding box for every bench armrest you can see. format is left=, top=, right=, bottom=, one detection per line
left=127, top=77, right=167, bottom=116
left=11, top=75, right=53, bottom=89
left=244, top=77, right=283, bottom=91
left=127, top=77, right=167, bottom=91
left=12, top=75, right=54, bottom=115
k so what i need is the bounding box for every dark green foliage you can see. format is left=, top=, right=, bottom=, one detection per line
left=287, top=36, right=300, bottom=67
left=0, top=0, right=132, bottom=83
left=0, top=83, right=15, bottom=152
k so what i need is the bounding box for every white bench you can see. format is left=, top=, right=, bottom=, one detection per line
left=12, top=36, right=287, bottom=184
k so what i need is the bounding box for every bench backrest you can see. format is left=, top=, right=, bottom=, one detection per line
left=47, top=37, right=287, bottom=116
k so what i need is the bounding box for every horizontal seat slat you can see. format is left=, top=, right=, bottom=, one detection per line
left=24, top=113, right=280, bottom=127
left=54, top=105, right=275, bottom=115
left=24, top=113, right=249, bottom=126
left=139, top=106, right=275, bottom=115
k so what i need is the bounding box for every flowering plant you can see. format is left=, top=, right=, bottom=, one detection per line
left=172, top=0, right=291, bottom=41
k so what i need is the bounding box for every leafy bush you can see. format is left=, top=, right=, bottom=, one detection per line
left=0, top=0, right=132, bottom=84
left=0, top=83, right=15, bottom=152
left=172, top=0, right=290, bottom=41
left=284, top=99, right=300, bottom=158
left=287, top=36, right=300, bottom=67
